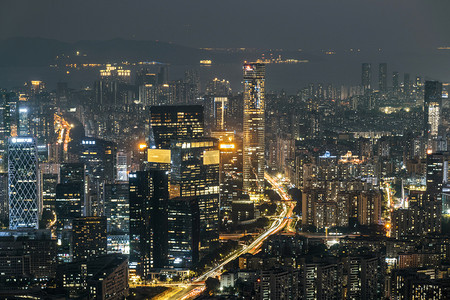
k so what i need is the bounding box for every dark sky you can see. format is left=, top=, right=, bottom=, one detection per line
left=1, top=0, right=449, bottom=50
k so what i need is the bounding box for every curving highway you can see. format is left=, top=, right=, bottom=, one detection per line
left=165, top=172, right=292, bottom=299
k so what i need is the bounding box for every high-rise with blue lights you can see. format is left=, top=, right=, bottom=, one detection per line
left=8, top=137, right=40, bottom=229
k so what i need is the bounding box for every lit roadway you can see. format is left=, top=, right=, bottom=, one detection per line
left=164, top=172, right=293, bottom=299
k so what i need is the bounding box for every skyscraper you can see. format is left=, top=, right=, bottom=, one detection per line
left=55, top=183, right=83, bottom=230
left=147, top=105, right=220, bottom=262
left=378, top=63, right=387, bottom=92
left=149, top=105, right=204, bottom=149
left=104, top=183, right=129, bottom=234
left=18, top=106, right=29, bottom=136
left=72, top=216, right=107, bottom=262
left=426, top=152, right=447, bottom=199
left=167, top=196, right=200, bottom=267
left=129, top=170, right=169, bottom=277
left=214, top=97, right=228, bottom=130
left=55, top=182, right=83, bottom=262
left=169, top=137, right=220, bottom=253
left=8, top=137, right=40, bottom=229
left=361, top=63, right=371, bottom=92
left=424, top=81, right=442, bottom=140
left=243, top=63, right=265, bottom=201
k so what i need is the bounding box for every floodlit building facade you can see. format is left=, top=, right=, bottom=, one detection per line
left=243, top=63, right=265, bottom=201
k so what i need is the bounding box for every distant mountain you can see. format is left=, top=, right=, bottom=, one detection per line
left=0, top=37, right=260, bottom=67
left=0, top=37, right=69, bottom=67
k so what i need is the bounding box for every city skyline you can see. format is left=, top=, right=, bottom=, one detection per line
left=1, top=1, right=450, bottom=299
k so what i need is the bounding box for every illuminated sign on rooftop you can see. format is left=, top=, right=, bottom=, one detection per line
left=11, top=138, right=33, bottom=143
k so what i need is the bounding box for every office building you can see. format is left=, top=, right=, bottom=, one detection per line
left=149, top=105, right=204, bottom=149
left=104, top=183, right=129, bottom=234
left=72, top=216, right=107, bottom=262
left=55, top=183, right=83, bottom=230
left=129, top=170, right=169, bottom=277
left=116, top=151, right=128, bottom=181
left=8, top=137, right=40, bottom=230
left=60, top=163, right=85, bottom=184
left=79, top=138, right=117, bottom=216
left=18, top=106, right=29, bottom=136
left=167, top=197, right=200, bottom=267
left=55, top=181, right=83, bottom=262
left=0, top=230, right=57, bottom=280
left=426, top=152, right=447, bottom=200
left=243, top=63, right=266, bottom=201
left=57, top=254, right=128, bottom=299
left=169, top=137, right=220, bottom=253
left=79, top=138, right=117, bottom=183
left=214, top=97, right=228, bottom=130
left=42, top=173, right=58, bottom=211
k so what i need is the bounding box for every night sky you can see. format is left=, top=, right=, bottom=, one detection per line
left=1, top=0, right=449, bottom=51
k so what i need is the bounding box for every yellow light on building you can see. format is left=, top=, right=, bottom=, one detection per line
left=219, top=143, right=235, bottom=150
left=203, top=150, right=220, bottom=165
left=147, top=149, right=171, bottom=164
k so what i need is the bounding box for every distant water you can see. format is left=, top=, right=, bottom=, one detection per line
left=2, top=50, right=450, bottom=93
left=0, top=62, right=362, bottom=93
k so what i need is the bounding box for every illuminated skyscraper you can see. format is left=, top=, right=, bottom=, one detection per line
left=55, top=183, right=83, bottom=229
left=149, top=105, right=204, bottom=149
left=55, top=181, right=83, bottom=262
left=361, top=63, right=371, bottom=92
left=167, top=196, right=200, bottom=267
left=214, top=97, right=228, bottom=130
left=105, top=183, right=129, bottom=234
left=18, top=106, right=29, bottom=136
left=169, top=137, right=220, bottom=254
left=378, top=63, right=387, bottom=92
left=72, top=216, right=107, bottom=262
left=424, top=81, right=442, bottom=140
left=243, top=63, right=265, bottom=200
left=116, top=151, right=128, bottom=181
left=8, top=137, right=40, bottom=229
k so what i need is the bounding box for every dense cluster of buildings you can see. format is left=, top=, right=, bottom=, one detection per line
left=0, top=59, right=449, bottom=299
